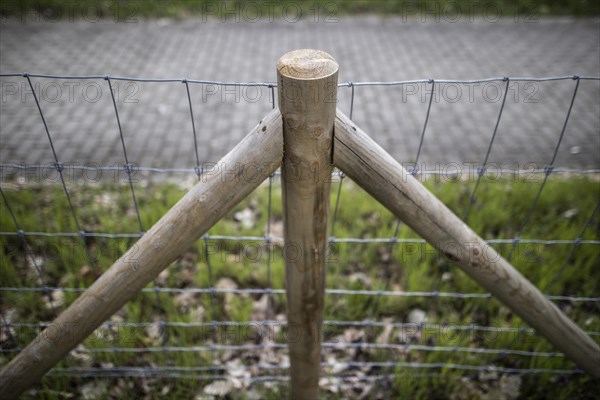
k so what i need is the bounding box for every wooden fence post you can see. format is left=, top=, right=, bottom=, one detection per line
left=0, top=109, right=284, bottom=399
left=277, top=49, right=338, bottom=399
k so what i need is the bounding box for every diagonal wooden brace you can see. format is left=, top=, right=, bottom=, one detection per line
left=332, top=109, right=600, bottom=378
left=0, top=108, right=284, bottom=399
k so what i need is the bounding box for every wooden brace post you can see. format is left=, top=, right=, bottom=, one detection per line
left=333, top=109, right=600, bottom=378
left=0, top=108, right=284, bottom=399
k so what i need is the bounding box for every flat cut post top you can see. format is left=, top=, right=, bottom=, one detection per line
left=277, top=49, right=338, bottom=80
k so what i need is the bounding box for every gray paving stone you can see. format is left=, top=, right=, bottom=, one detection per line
left=0, top=16, right=599, bottom=179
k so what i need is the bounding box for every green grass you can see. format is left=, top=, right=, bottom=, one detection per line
left=1, top=0, right=598, bottom=20
left=0, top=175, right=599, bottom=398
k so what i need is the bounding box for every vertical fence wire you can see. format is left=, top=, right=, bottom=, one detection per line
left=462, top=78, right=510, bottom=222
left=383, top=79, right=436, bottom=308
left=105, top=76, right=168, bottom=327
left=411, top=79, right=435, bottom=175
left=348, top=82, right=355, bottom=120
left=330, top=172, right=345, bottom=239
left=105, top=76, right=145, bottom=233
left=366, top=80, right=438, bottom=331
left=184, top=79, right=202, bottom=179
left=265, top=83, right=276, bottom=323
left=365, top=80, right=436, bottom=326
left=269, top=84, right=275, bottom=110
left=329, top=83, right=354, bottom=239
left=507, top=77, right=581, bottom=262
left=24, top=74, right=96, bottom=272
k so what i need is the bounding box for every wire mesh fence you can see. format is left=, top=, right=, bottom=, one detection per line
left=1, top=72, right=599, bottom=397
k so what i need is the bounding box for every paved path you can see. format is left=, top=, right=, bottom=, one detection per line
left=1, top=17, right=599, bottom=179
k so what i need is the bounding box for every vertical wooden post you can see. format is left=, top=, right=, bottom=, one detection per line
left=277, top=49, right=338, bottom=399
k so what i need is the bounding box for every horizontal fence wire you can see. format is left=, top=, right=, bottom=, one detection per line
left=1, top=231, right=600, bottom=245
left=2, top=319, right=599, bottom=341
left=0, top=343, right=570, bottom=357
left=46, top=364, right=581, bottom=379
left=2, top=164, right=599, bottom=177
left=1, top=73, right=599, bottom=84
left=0, top=287, right=598, bottom=302
left=3, top=320, right=598, bottom=337
left=1, top=73, right=599, bottom=386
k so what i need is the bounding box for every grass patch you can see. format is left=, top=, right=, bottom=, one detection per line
left=1, top=0, right=598, bottom=20
left=1, top=175, right=599, bottom=398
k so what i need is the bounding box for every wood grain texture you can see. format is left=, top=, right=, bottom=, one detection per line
left=333, top=109, right=600, bottom=378
left=277, top=49, right=338, bottom=399
left=0, top=109, right=284, bottom=399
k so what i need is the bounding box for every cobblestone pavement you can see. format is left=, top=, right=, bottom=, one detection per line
left=1, top=16, right=599, bottom=180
